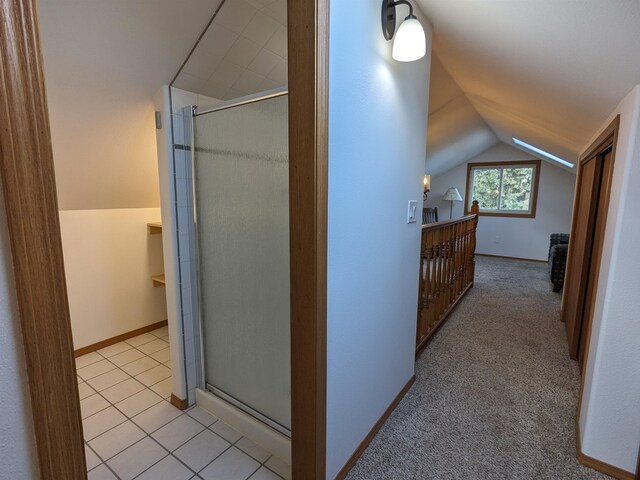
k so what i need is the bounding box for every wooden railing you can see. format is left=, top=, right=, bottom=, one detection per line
left=416, top=201, right=479, bottom=354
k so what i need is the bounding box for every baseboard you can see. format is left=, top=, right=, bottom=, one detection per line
left=576, top=422, right=635, bottom=479
left=476, top=253, right=547, bottom=263
left=170, top=394, right=189, bottom=410
left=74, top=320, right=168, bottom=357
left=335, top=375, right=416, bottom=480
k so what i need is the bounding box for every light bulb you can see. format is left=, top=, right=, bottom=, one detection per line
left=392, top=16, right=426, bottom=62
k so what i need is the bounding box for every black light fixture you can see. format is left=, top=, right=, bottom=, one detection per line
left=381, top=0, right=426, bottom=62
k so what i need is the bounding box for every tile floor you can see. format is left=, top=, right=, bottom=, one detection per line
left=77, top=327, right=290, bottom=480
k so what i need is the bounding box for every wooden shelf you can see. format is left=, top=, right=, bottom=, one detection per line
left=147, top=222, right=162, bottom=235
left=151, top=274, right=165, bottom=287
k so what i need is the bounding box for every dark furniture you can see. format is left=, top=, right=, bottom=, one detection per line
left=549, top=233, right=569, bottom=292
left=422, top=207, right=438, bottom=225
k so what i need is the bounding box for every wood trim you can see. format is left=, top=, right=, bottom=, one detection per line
left=74, top=320, right=168, bottom=357
left=464, top=159, right=541, bottom=218
left=170, top=394, right=189, bottom=411
left=475, top=253, right=547, bottom=264
left=335, top=375, right=416, bottom=479
left=422, top=214, right=476, bottom=230
left=576, top=423, right=634, bottom=480
left=0, top=1, right=86, bottom=478
left=287, top=0, right=329, bottom=478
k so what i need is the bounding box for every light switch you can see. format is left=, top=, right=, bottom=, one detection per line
left=407, top=200, right=418, bottom=224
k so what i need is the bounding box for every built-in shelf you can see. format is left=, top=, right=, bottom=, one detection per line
left=151, top=274, right=166, bottom=287
left=147, top=222, right=162, bottom=235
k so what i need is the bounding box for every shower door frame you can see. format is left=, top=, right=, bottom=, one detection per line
left=190, top=88, right=292, bottom=437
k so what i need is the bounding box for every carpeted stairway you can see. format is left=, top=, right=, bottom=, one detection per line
left=346, top=256, right=607, bottom=480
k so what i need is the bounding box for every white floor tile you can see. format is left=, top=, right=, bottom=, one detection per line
left=83, top=407, right=127, bottom=441
left=174, top=430, right=230, bottom=473
left=137, top=338, right=169, bottom=355
left=116, top=388, right=164, bottom=418
left=78, top=382, right=96, bottom=400
left=152, top=415, right=205, bottom=451
left=107, top=437, right=167, bottom=480
left=186, top=406, right=218, bottom=427
left=101, top=378, right=146, bottom=404
left=81, top=394, right=110, bottom=419
left=150, top=347, right=171, bottom=363
left=160, top=334, right=169, bottom=342
left=97, top=341, right=132, bottom=358
left=264, top=456, right=291, bottom=480
left=125, top=333, right=157, bottom=347
left=136, top=364, right=171, bottom=387
left=236, top=437, right=271, bottom=463
left=136, top=454, right=193, bottom=480
left=89, top=420, right=146, bottom=460
left=209, top=420, right=242, bottom=443
left=150, top=326, right=169, bottom=338
left=76, top=352, right=103, bottom=369
left=77, top=359, right=116, bottom=381
left=87, top=368, right=130, bottom=392
left=249, top=467, right=282, bottom=480
left=199, top=447, right=259, bottom=480
left=121, top=356, right=160, bottom=376
left=164, top=360, right=172, bottom=368
left=88, top=464, right=117, bottom=480
left=132, top=401, right=182, bottom=434
left=150, top=377, right=172, bottom=398
left=109, top=348, right=145, bottom=367
left=85, top=444, right=102, bottom=471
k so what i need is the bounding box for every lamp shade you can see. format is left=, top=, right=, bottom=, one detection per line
left=443, top=187, right=463, bottom=202
left=423, top=174, right=430, bottom=191
left=392, top=16, right=426, bottom=62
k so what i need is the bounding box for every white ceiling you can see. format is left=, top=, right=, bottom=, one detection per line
left=426, top=55, right=497, bottom=176
left=418, top=0, right=640, bottom=172
left=174, top=0, right=287, bottom=100
left=38, top=0, right=216, bottom=209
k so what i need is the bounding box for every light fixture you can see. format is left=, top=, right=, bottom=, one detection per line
left=512, top=138, right=575, bottom=168
left=381, top=0, right=426, bottom=62
left=423, top=174, right=430, bottom=201
left=443, top=187, right=463, bottom=219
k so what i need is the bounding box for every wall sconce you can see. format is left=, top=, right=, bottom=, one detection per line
left=423, top=174, right=430, bottom=201
left=381, top=0, right=426, bottom=62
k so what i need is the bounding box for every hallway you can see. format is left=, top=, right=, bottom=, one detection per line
left=347, top=256, right=607, bottom=479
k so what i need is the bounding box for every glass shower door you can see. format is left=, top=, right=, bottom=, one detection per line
left=193, top=93, right=290, bottom=432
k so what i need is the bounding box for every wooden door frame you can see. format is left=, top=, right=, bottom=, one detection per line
left=562, top=115, right=619, bottom=358
left=571, top=116, right=629, bottom=478
left=2, top=0, right=330, bottom=478
left=287, top=0, right=329, bottom=478
left=0, top=1, right=86, bottom=478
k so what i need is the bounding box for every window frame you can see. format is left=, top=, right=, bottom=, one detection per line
left=464, top=160, right=541, bottom=218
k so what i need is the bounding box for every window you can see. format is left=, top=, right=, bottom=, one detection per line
left=465, top=160, right=541, bottom=218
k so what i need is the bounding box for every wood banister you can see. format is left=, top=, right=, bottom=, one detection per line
left=416, top=212, right=478, bottom=355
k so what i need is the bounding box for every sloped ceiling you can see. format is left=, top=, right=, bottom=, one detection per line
left=418, top=0, right=640, bottom=171
left=38, top=0, right=217, bottom=210
left=426, top=55, right=497, bottom=176
left=174, top=0, right=287, bottom=100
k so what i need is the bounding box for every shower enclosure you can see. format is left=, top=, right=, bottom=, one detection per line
left=192, top=91, right=291, bottom=434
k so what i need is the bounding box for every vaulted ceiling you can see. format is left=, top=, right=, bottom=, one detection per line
left=419, top=0, right=640, bottom=175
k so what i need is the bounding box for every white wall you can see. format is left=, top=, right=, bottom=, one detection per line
left=0, top=184, right=39, bottom=479
left=426, top=143, right=576, bottom=261
left=326, top=2, right=432, bottom=478
left=579, top=85, right=640, bottom=473
left=60, top=208, right=167, bottom=349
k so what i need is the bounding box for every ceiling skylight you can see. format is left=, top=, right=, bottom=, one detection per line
left=512, top=138, right=575, bottom=168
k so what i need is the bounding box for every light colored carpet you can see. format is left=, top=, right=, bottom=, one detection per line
left=346, top=256, right=608, bottom=480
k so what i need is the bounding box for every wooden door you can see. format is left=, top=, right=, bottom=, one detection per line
left=563, top=156, right=601, bottom=358
left=562, top=117, right=618, bottom=366
left=577, top=148, right=614, bottom=369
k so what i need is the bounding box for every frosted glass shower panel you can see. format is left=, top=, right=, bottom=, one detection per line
left=193, top=94, right=290, bottom=430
